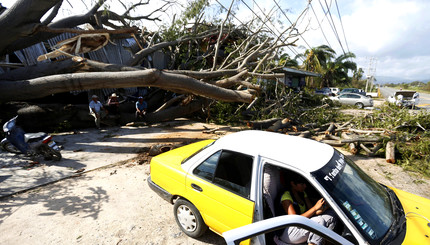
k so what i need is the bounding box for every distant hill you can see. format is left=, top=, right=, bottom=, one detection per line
left=375, top=76, right=414, bottom=84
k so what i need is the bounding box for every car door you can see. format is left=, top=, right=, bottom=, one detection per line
left=338, top=94, right=351, bottom=105
left=185, top=150, right=255, bottom=236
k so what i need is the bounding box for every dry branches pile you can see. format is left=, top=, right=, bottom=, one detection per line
left=245, top=104, right=430, bottom=176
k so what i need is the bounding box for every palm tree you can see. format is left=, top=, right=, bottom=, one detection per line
left=302, top=45, right=336, bottom=87
left=322, top=52, right=357, bottom=87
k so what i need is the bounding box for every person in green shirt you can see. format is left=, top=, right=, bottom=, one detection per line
left=275, top=175, right=337, bottom=245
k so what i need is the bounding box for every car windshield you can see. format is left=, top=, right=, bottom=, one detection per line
left=312, top=150, right=393, bottom=244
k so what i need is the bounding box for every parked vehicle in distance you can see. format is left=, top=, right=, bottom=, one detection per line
left=387, top=90, right=419, bottom=108
left=329, top=93, right=373, bottom=108
left=148, top=130, right=430, bottom=245
left=365, top=90, right=379, bottom=98
left=328, top=87, right=340, bottom=95
left=315, top=87, right=332, bottom=96
left=340, top=88, right=366, bottom=96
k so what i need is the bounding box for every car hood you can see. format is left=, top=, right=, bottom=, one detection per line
left=389, top=187, right=430, bottom=244
left=394, top=91, right=417, bottom=98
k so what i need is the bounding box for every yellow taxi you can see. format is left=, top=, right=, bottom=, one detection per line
left=148, top=130, right=430, bottom=244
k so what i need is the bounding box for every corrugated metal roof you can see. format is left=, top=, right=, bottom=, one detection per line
left=12, top=32, right=146, bottom=99
left=87, top=38, right=134, bottom=65
left=281, top=67, right=321, bottom=77
left=14, top=43, right=49, bottom=66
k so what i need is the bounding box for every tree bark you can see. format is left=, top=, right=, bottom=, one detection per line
left=145, top=99, right=206, bottom=123
left=0, top=68, right=254, bottom=103
left=341, top=132, right=358, bottom=155
left=0, top=0, right=60, bottom=55
left=386, top=141, right=396, bottom=163
left=0, top=0, right=111, bottom=55
left=247, top=118, right=281, bottom=129
left=0, top=57, right=143, bottom=81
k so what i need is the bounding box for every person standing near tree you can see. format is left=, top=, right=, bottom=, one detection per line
left=107, top=93, right=120, bottom=115
left=89, top=95, right=107, bottom=129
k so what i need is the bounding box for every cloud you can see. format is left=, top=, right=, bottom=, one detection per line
left=290, top=0, right=430, bottom=80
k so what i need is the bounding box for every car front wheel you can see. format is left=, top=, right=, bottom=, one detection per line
left=173, top=199, right=208, bottom=238
left=355, top=102, right=364, bottom=109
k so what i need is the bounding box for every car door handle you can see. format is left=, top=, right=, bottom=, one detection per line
left=191, top=183, right=203, bottom=192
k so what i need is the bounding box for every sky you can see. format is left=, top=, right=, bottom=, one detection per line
left=4, top=0, right=430, bottom=82
left=222, top=0, right=430, bottom=82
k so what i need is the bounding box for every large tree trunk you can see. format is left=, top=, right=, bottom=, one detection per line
left=0, top=68, right=254, bottom=103
left=146, top=99, right=206, bottom=123
left=0, top=0, right=60, bottom=55
left=0, top=57, right=143, bottom=81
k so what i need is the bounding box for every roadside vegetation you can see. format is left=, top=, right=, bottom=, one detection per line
left=385, top=81, right=430, bottom=93
left=209, top=88, right=430, bottom=177
left=341, top=104, right=430, bottom=176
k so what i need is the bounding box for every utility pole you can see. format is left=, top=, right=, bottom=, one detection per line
left=365, top=57, right=377, bottom=92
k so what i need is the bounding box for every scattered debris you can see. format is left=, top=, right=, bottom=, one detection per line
left=148, top=144, right=172, bottom=156
left=75, top=168, right=85, bottom=173
left=249, top=104, right=429, bottom=177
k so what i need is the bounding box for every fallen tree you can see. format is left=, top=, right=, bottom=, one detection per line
left=0, top=0, right=307, bottom=123
left=0, top=68, right=255, bottom=103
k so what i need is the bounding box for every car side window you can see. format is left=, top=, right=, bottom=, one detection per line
left=351, top=94, right=360, bottom=99
left=193, top=150, right=253, bottom=198
left=193, top=150, right=221, bottom=182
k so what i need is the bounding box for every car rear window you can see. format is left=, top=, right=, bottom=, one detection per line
left=181, top=141, right=214, bottom=164
left=193, top=150, right=254, bottom=198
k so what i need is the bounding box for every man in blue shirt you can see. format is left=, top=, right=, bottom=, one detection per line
left=135, top=96, right=147, bottom=120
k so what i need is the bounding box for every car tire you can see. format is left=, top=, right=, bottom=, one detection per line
left=173, top=199, right=208, bottom=238
left=355, top=102, right=364, bottom=109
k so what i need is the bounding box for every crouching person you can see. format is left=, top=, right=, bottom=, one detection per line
left=135, top=96, right=147, bottom=121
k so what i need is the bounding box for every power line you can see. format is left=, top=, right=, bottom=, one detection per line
left=214, top=0, right=305, bottom=62
left=318, top=0, right=346, bottom=55
left=250, top=0, right=308, bottom=60
left=322, top=0, right=346, bottom=54
left=239, top=0, right=306, bottom=62
left=334, top=0, right=351, bottom=54
left=271, top=0, right=312, bottom=50
left=310, top=2, right=332, bottom=48
left=214, top=0, right=248, bottom=29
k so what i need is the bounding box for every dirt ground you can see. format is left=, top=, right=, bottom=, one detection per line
left=1, top=118, right=429, bottom=245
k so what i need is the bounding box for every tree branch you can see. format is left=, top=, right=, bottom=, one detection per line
left=36, top=26, right=138, bottom=35
left=41, top=0, right=63, bottom=25
left=0, top=69, right=254, bottom=103
left=126, top=29, right=221, bottom=66
left=211, top=0, right=233, bottom=71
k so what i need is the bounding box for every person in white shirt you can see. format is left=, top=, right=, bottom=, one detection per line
left=89, top=95, right=107, bottom=129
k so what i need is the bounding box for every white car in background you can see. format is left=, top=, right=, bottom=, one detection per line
left=329, top=87, right=340, bottom=96
left=329, top=93, right=373, bottom=109
left=387, top=91, right=419, bottom=108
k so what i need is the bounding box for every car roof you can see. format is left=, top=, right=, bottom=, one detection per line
left=213, top=130, right=334, bottom=173
left=340, top=92, right=364, bottom=96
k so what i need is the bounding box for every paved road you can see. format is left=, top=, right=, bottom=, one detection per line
left=0, top=121, right=231, bottom=197
left=379, top=87, right=430, bottom=109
